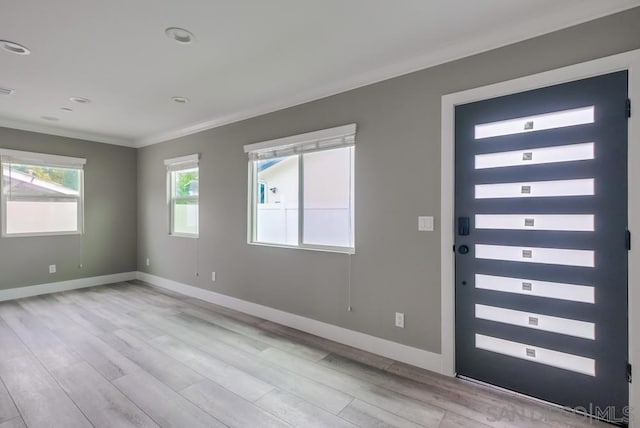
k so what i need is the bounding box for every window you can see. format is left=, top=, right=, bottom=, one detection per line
left=245, top=124, right=355, bottom=252
left=165, top=154, right=199, bottom=237
left=0, top=149, right=85, bottom=237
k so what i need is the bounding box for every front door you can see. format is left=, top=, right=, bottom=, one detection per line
left=454, top=71, right=629, bottom=423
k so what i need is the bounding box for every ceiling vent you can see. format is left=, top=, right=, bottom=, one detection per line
left=0, top=87, right=14, bottom=96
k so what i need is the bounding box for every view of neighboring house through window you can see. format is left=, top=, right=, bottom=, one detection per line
left=165, top=154, right=199, bottom=237
left=0, top=149, right=85, bottom=236
left=246, top=124, right=356, bottom=252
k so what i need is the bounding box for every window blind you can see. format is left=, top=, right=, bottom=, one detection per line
left=164, top=154, right=199, bottom=171
left=0, top=148, right=86, bottom=169
left=244, top=124, right=356, bottom=161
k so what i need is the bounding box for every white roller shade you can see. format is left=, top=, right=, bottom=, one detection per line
left=0, top=148, right=86, bottom=169
left=244, top=124, right=356, bottom=161
left=164, top=153, right=199, bottom=171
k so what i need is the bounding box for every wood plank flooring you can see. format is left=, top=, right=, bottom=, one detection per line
left=0, top=282, right=610, bottom=428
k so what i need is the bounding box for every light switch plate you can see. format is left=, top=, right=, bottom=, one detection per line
left=395, top=312, right=405, bottom=328
left=418, top=216, right=434, bottom=231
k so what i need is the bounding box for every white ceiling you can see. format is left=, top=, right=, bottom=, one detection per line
left=1, top=0, right=639, bottom=147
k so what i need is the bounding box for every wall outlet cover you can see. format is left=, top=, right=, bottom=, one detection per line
left=418, top=216, right=434, bottom=231
left=49, top=264, right=57, bottom=274
left=395, top=312, right=405, bottom=328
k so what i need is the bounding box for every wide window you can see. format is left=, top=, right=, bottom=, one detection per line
left=245, top=124, right=355, bottom=252
left=165, top=154, right=199, bottom=237
left=0, top=149, right=85, bottom=237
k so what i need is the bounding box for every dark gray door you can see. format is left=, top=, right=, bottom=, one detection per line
left=455, top=71, right=628, bottom=423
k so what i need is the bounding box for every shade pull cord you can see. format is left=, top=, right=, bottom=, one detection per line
left=346, top=146, right=354, bottom=312
left=194, top=236, right=200, bottom=277
left=347, top=252, right=353, bottom=312
left=78, top=233, right=84, bottom=269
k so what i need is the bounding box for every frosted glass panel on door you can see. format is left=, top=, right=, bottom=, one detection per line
left=475, top=274, right=595, bottom=303
left=475, top=244, right=595, bottom=267
left=475, top=178, right=594, bottom=199
left=475, top=143, right=594, bottom=169
left=474, top=106, right=594, bottom=139
left=475, top=334, right=596, bottom=376
left=475, top=214, right=594, bottom=231
left=475, top=304, right=595, bottom=339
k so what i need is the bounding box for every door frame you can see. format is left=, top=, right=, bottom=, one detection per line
left=440, top=48, right=640, bottom=421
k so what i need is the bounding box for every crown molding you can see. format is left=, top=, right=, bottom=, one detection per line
left=3, top=1, right=638, bottom=149
left=0, top=117, right=135, bottom=147
left=135, top=0, right=640, bottom=147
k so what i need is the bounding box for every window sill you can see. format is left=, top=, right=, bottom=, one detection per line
left=1, top=231, right=82, bottom=238
left=169, top=233, right=199, bottom=239
left=247, top=241, right=355, bottom=255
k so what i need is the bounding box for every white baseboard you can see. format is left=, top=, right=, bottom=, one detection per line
left=136, top=271, right=444, bottom=374
left=0, top=272, right=137, bottom=302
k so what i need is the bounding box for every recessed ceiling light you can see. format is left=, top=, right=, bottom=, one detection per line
left=165, top=27, right=195, bottom=44
left=171, top=96, right=189, bottom=104
left=70, top=96, right=91, bottom=104
left=0, top=87, right=14, bottom=96
left=41, top=116, right=60, bottom=121
left=0, top=40, right=31, bottom=55
left=60, top=107, right=73, bottom=112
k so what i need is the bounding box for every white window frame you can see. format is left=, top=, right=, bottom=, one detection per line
left=165, top=154, right=199, bottom=238
left=0, top=148, right=85, bottom=238
left=244, top=124, right=356, bottom=254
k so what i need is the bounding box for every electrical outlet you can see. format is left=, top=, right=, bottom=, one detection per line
left=211, top=272, right=216, bottom=282
left=49, top=264, right=57, bottom=274
left=146, top=258, right=150, bottom=266
left=395, top=312, right=405, bottom=328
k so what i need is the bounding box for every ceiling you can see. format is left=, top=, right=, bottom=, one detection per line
left=1, top=0, right=639, bottom=147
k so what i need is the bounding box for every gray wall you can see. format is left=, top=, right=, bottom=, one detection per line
left=137, top=8, right=640, bottom=354
left=0, top=127, right=137, bottom=290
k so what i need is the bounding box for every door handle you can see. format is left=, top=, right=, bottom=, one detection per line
left=458, top=245, right=469, bottom=254
left=458, top=217, right=470, bottom=236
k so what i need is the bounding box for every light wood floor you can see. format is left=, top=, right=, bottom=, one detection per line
left=0, top=282, right=609, bottom=428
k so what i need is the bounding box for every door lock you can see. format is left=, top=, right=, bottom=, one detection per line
left=458, top=245, right=469, bottom=254
left=458, top=217, right=470, bottom=236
